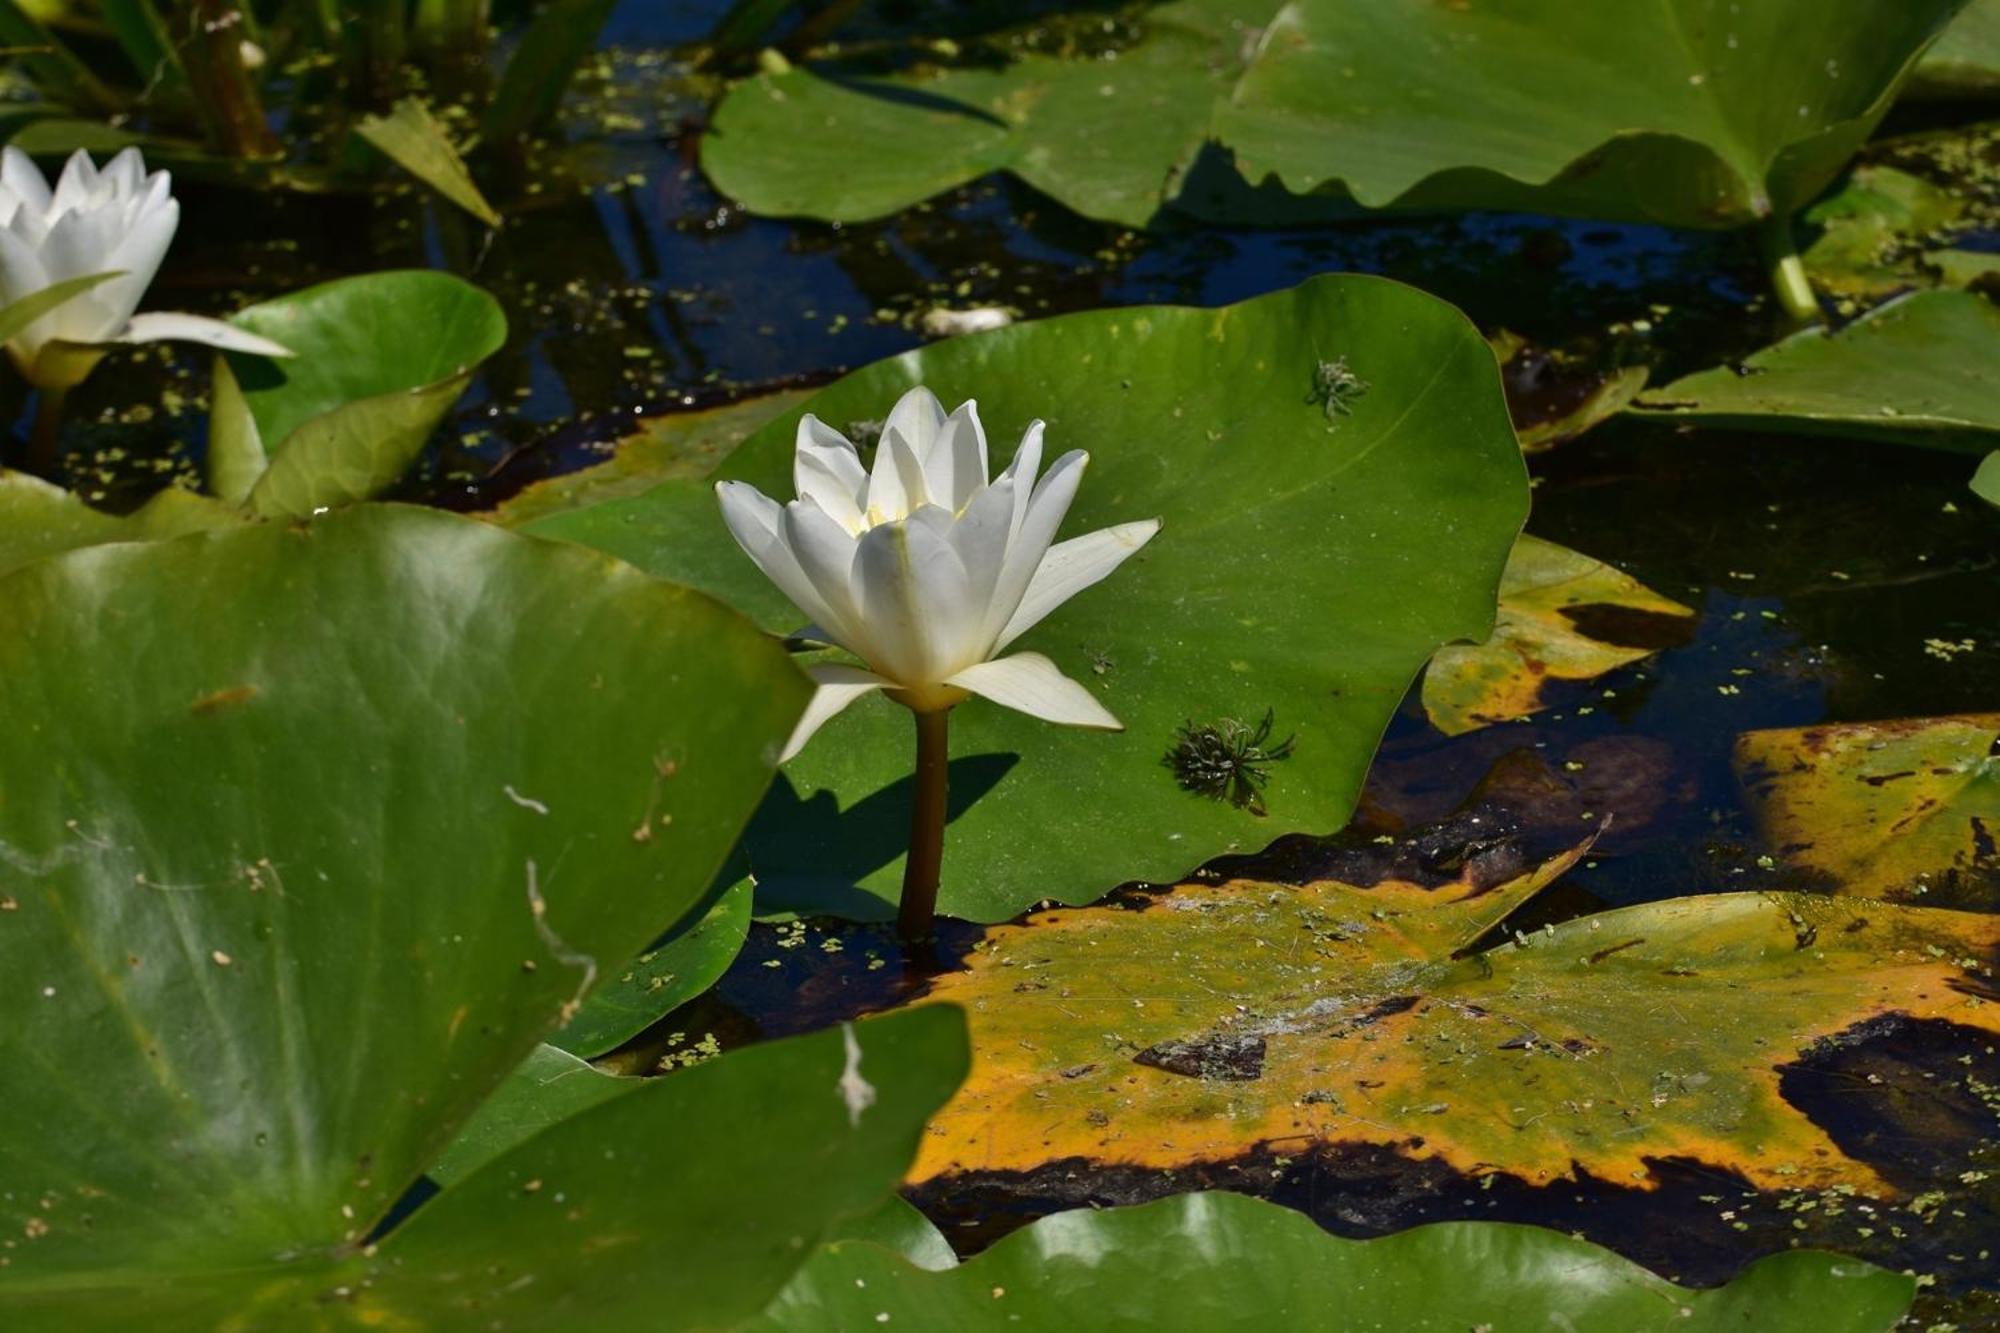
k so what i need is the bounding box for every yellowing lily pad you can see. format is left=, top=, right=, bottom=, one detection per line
left=907, top=845, right=1999, bottom=1195
left=1421, top=536, right=1695, bottom=736
left=1736, top=714, right=2000, bottom=909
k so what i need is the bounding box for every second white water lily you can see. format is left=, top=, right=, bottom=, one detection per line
left=718, top=386, right=1159, bottom=758
left=0, top=147, right=290, bottom=391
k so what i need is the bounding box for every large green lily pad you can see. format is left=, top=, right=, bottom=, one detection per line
left=904, top=844, right=1999, bottom=1194
left=0, top=1007, right=968, bottom=1329
left=0, top=504, right=849, bottom=1324
left=1631, top=290, right=2000, bottom=451
left=207, top=270, right=508, bottom=516
left=0, top=472, right=242, bottom=578
left=757, top=1193, right=1915, bottom=1333
left=703, top=0, right=1962, bottom=230
left=1736, top=714, right=2000, bottom=910
left=527, top=274, right=1528, bottom=921
left=1216, top=0, right=1962, bottom=227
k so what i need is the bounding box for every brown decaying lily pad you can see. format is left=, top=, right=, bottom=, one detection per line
left=901, top=844, right=1998, bottom=1197
left=1421, top=536, right=1695, bottom=736
left=1736, top=713, right=2000, bottom=911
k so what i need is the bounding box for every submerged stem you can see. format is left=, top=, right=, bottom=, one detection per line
left=181, top=0, right=280, bottom=158
left=1760, top=215, right=1821, bottom=326
left=898, top=707, right=951, bottom=944
left=26, top=386, right=68, bottom=478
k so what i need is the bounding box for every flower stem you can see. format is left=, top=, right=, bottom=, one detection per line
left=1760, top=215, right=1821, bottom=325
left=26, top=387, right=68, bottom=479
left=898, top=707, right=950, bottom=944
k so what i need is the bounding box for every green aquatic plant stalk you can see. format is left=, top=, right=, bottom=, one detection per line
left=899, top=707, right=950, bottom=943
left=1761, top=215, right=1823, bottom=325
left=350, top=0, right=408, bottom=102
left=412, top=0, right=492, bottom=96
left=26, top=385, right=67, bottom=477
left=179, top=0, right=278, bottom=158
left=99, top=0, right=189, bottom=98
left=0, top=0, right=122, bottom=112
left=482, top=0, right=620, bottom=142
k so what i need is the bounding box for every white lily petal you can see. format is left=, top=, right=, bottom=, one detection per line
left=794, top=414, right=867, bottom=530
left=863, top=425, right=930, bottom=523
left=781, top=664, right=890, bottom=762
left=91, top=196, right=178, bottom=334
left=983, top=447, right=1087, bottom=645
left=882, top=385, right=946, bottom=457
left=716, top=481, right=848, bottom=636
left=946, top=652, right=1122, bottom=730
left=945, top=467, right=1021, bottom=627
left=48, top=150, right=96, bottom=216
left=779, top=498, right=867, bottom=647
left=921, top=400, right=988, bottom=513
left=113, top=312, right=294, bottom=356
left=998, top=419, right=1044, bottom=539
left=0, top=222, right=50, bottom=304
left=101, top=147, right=145, bottom=198
left=0, top=147, right=50, bottom=217
left=852, top=509, right=976, bottom=683
left=996, top=518, right=1161, bottom=652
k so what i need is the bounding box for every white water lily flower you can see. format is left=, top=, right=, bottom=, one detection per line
left=0, top=147, right=291, bottom=388
left=718, top=386, right=1160, bottom=762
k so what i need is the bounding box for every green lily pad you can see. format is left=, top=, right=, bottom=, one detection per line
left=0, top=504, right=833, bottom=1323
left=702, top=0, right=1960, bottom=230
left=1632, top=290, right=2000, bottom=451
left=1974, top=450, right=2000, bottom=506
left=0, top=1007, right=968, bottom=1329
left=526, top=273, right=1528, bottom=922
left=1216, top=0, right=1960, bottom=227
left=365, top=1008, right=966, bottom=1331
left=704, top=0, right=1237, bottom=229
left=834, top=1196, right=959, bottom=1272
left=425, top=1044, right=636, bottom=1188
left=0, top=472, right=243, bottom=578
left=207, top=270, right=508, bottom=516
left=551, top=879, right=754, bottom=1059
left=1911, top=0, right=2000, bottom=97
left=756, top=1193, right=1915, bottom=1332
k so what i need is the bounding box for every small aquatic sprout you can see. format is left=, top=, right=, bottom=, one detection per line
left=716, top=385, right=1160, bottom=939
left=1165, top=709, right=1296, bottom=816
left=1308, top=353, right=1369, bottom=423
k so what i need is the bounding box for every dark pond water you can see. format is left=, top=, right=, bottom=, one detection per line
left=26, top=8, right=2000, bottom=1324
